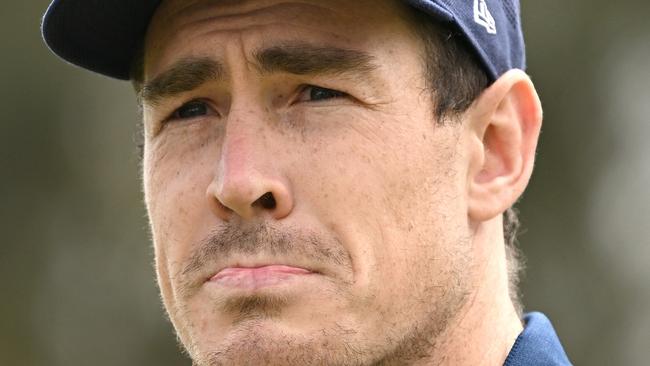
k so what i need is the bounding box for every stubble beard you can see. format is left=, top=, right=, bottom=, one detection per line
left=162, top=225, right=472, bottom=366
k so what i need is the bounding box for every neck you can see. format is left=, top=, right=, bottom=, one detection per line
left=418, top=217, right=523, bottom=365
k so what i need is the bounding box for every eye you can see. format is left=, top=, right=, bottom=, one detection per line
left=297, top=85, right=347, bottom=103
left=170, top=100, right=210, bottom=120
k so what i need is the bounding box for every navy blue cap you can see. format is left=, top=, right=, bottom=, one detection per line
left=42, top=0, right=525, bottom=81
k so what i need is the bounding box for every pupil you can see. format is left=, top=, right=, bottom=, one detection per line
left=178, top=102, right=207, bottom=118
left=310, top=87, right=341, bottom=101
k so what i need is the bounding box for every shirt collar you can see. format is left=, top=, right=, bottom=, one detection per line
left=504, top=312, right=572, bottom=366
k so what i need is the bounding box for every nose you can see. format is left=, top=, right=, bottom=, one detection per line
left=206, top=120, right=293, bottom=222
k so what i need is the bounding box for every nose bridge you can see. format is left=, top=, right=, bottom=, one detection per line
left=219, top=114, right=265, bottom=193
left=207, top=103, right=293, bottom=221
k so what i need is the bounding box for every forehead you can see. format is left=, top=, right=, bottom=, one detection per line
left=144, top=0, right=415, bottom=77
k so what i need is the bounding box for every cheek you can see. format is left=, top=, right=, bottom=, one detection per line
left=143, top=140, right=217, bottom=302
left=296, top=113, right=465, bottom=281
left=287, top=124, right=468, bottom=340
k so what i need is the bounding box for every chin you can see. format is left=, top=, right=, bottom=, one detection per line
left=166, top=290, right=337, bottom=365
left=179, top=315, right=364, bottom=366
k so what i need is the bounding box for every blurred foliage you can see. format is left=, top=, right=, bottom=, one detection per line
left=1, top=1, right=648, bottom=365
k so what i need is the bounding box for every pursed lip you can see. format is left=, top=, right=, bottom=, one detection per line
left=206, top=263, right=318, bottom=290
left=205, top=259, right=322, bottom=282
left=208, top=260, right=319, bottom=278
left=212, top=264, right=312, bottom=278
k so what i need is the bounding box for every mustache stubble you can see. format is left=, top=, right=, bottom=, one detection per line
left=174, top=223, right=352, bottom=300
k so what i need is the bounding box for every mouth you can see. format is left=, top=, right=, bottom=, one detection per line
left=207, top=264, right=317, bottom=290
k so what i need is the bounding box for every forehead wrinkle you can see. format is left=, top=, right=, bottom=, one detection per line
left=147, top=0, right=397, bottom=75
left=147, top=5, right=341, bottom=76
left=174, top=1, right=351, bottom=28
left=145, top=0, right=408, bottom=103
left=155, top=0, right=356, bottom=45
left=193, top=21, right=357, bottom=47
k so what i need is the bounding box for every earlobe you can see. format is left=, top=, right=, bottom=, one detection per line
left=467, top=69, right=543, bottom=222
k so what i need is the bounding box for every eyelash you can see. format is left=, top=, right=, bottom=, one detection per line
left=163, top=85, right=348, bottom=125
left=162, top=99, right=215, bottom=125
left=296, top=85, right=348, bottom=103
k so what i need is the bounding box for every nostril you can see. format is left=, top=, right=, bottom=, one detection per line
left=255, top=192, right=277, bottom=210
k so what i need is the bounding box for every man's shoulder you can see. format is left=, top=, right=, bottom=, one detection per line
left=504, top=312, right=573, bottom=366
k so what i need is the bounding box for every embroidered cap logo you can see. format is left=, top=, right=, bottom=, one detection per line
left=474, top=0, right=497, bottom=34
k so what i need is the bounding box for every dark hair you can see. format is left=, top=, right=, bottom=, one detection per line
left=404, top=7, right=524, bottom=316
left=130, top=7, right=525, bottom=316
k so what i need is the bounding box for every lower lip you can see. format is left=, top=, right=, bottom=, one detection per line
left=209, top=265, right=314, bottom=290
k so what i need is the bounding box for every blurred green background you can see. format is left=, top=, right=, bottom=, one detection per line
left=1, top=1, right=649, bottom=365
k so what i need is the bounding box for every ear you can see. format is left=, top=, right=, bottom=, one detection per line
left=466, top=69, right=543, bottom=222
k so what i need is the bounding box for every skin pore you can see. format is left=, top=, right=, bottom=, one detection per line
left=140, top=0, right=542, bottom=365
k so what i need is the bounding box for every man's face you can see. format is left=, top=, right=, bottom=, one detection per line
left=142, top=0, right=476, bottom=364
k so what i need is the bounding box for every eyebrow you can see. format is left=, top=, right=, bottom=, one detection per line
left=140, top=57, right=224, bottom=105
left=140, top=44, right=378, bottom=105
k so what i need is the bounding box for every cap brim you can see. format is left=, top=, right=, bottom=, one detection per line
left=42, top=0, right=161, bottom=80
left=42, top=0, right=513, bottom=82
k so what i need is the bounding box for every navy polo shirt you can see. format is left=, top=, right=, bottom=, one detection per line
left=504, top=312, right=572, bottom=365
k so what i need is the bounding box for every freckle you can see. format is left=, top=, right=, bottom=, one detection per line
left=423, top=134, right=427, bottom=140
